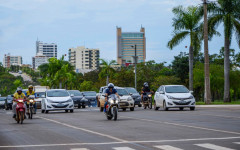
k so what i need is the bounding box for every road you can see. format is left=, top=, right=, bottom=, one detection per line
left=0, top=106, right=240, bottom=150
left=10, top=72, right=33, bottom=82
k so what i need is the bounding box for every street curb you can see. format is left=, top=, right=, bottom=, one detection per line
left=196, top=105, right=240, bottom=108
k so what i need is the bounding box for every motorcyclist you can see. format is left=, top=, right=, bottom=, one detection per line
left=12, top=87, right=27, bottom=118
left=141, top=82, right=152, bottom=102
left=104, top=83, right=119, bottom=113
left=26, top=85, right=36, bottom=114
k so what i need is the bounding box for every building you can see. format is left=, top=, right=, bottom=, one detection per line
left=68, top=46, right=100, bottom=72
left=3, top=53, right=22, bottom=68
left=36, top=40, right=57, bottom=58
left=32, top=54, right=48, bottom=69
left=117, top=27, right=146, bottom=65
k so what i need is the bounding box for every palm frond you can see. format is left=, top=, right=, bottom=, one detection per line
left=233, top=19, right=240, bottom=48
left=167, top=31, right=189, bottom=49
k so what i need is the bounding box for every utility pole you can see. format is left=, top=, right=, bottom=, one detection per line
left=203, top=0, right=211, bottom=104
left=131, top=45, right=138, bottom=90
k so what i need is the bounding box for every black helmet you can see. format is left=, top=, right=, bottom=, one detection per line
left=143, top=82, right=149, bottom=87
left=108, top=83, right=114, bottom=89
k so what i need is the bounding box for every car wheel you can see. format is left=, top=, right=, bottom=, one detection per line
left=82, top=105, right=86, bottom=109
left=78, top=104, right=81, bottom=109
left=163, top=101, right=168, bottom=111
left=41, top=109, right=45, bottom=113
left=154, top=101, right=159, bottom=111
left=130, top=107, right=134, bottom=111
left=70, top=109, right=74, bottom=113
left=190, top=107, right=195, bottom=111
left=100, top=107, right=104, bottom=112
left=65, top=110, right=69, bottom=113
left=45, top=110, right=49, bottom=114
left=179, top=107, right=184, bottom=111
left=138, top=104, right=142, bottom=107
left=122, top=108, right=126, bottom=111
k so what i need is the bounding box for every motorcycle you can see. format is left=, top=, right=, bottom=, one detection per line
left=142, top=92, right=153, bottom=109
left=105, top=94, right=119, bottom=121
left=27, top=95, right=35, bottom=119
left=15, top=99, right=26, bottom=124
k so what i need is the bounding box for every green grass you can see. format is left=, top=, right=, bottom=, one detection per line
left=196, top=100, right=240, bottom=105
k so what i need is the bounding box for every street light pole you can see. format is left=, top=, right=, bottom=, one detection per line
left=132, top=45, right=137, bottom=90
left=203, top=0, right=211, bottom=104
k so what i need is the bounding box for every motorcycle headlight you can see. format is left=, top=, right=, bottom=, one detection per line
left=110, top=99, right=114, bottom=104
left=148, top=94, right=152, bottom=98
left=166, top=95, right=174, bottom=99
left=127, top=97, right=133, bottom=101
left=18, top=100, right=23, bottom=103
left=30, top=100, right=34, bottom=103
left=116, top=100, right=119, bottom=103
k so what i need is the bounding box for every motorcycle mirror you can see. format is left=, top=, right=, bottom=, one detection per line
left=190, top=91, right=194, bottom=94
left=159, top=91, right=164, bottom=94
left=11, top=94, right=14, bottom=97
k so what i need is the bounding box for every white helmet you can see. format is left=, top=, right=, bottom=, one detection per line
left=108, top=83, right=114, bottom=89
left=17, top=87, right=23, bottom=92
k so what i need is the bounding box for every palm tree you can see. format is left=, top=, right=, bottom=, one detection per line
left=208, top=0, right=240, bottom=102
left=99, top=59, right=116, bottom=85
left=168, top=6, right=203, bottom=91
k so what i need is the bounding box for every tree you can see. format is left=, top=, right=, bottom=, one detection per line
left=99, top=59, right=116, bottom=85
left=208, top=0, right=240, bottom=102
left=167, top=6, right=203, bottom=91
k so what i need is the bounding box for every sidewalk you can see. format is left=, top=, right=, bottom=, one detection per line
left=197, top=105, right=240, bottom=108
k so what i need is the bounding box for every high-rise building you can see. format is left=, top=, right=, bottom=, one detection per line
left=36, top=40, right=57, bottom=58
left=3, top=53, right=22, bottom=68
left=68, top=46, right=100, bottom=72
left=32, top=54, right=48, bottom=69
left=117, top=27, right=146, bottom=65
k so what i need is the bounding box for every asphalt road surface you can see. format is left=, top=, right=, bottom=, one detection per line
left=0, top=106, right=240, bottom=150
left=10, top=72, right=33, bottom=82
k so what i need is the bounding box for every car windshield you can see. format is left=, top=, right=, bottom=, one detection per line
left=117, top=89, right=129, bottom=96
left=165, top=86, right=189, bottom=93
left=84, top=92, right=96, bottom=96
left=68, top=90, right=82, bottom=96
left=7, top=96, right=13, bottom=100
left=125, top=88, right=138, bottom=94
left=35, top=92, right=45, bottom=98
left=47, top=90, right=69, bottom=97
left=0, top=97, right=5, bottom=101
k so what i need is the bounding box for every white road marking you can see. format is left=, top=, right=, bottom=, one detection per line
left=195, top=143, right=235, bottom=150
left=234, top=142, right=240, bottom=144
left=71, top=148, right=89, bottom=150
left=121, top=116, right=240, bottom=135
left=113, top=147, right=135, bottom=150
left=0, top=136, right=240, bottom=148
left=36, top=116, right=127, bottom=142
left=154, top=145, right=183, bottom=150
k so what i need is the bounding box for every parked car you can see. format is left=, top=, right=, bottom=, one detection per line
left=67, top=90, right=86, bottom=108
left=0, top=97, right=6, bottom=109
left=5, top=95, right=13, bottom=110
left=41, top=89, right=74, bottom=113
left=154, top=85, right=195, bottom=111
left=96, top=86, right=107, bottom=107
left=82, top=91, right=97, bottom=107
left=124, top=87, right=142, bottom=107
left=99, top=87, right=135, bottom=111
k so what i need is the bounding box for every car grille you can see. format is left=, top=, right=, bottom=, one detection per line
left=173, top=101, right=191, bottom=105
left=52, top=104, right=69, bottom=108
left=119, top=102, right=129, bottom=106
left=173, top=98, right=190, bottom=100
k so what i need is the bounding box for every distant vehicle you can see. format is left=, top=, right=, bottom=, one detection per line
left=82, top=91, right=97, bottom=107
left=96, top=86, right=107, bottom=107
left=99, top=87, right=134, bottom=112
left=0, top=97, right=6, bottom=109
left=5, top=95, right=13, bottom=110
left=124, top=87, right=142, bottom=107
left=67, top=90, right=85, bottom=108
left=18, top=70, right=22, bottom=74
left=154, top=85, right=195, bottom=111
left=34, top=86, right=49, bottom=109
left=41, top=89, right=74, bottom=113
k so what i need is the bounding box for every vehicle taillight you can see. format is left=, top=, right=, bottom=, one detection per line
left=106, top=105, right=109, bottom=109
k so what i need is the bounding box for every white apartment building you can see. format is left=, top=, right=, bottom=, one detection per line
left=36, top=40, right=57, bottom=58
left=32, top=54, right=48, bottom=69
left=3, top=53, right=22, bottom=68
left=68, top=46, right=100, bottom=72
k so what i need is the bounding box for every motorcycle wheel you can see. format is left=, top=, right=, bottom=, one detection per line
left=30, top=108, right=33, bottom=119
left=16, top=112, right=20, bottom=124
left=107, top=115, right=112, bottom=120
left=20, top=111, right=24, bottom=124
left=113, top=107, right=117, bottom=121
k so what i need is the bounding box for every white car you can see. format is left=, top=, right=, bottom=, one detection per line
left=41, top=89, right=74, bottom=113
left=154, top=85, right=195, bottom=111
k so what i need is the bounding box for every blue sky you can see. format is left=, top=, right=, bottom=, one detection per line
left=0, top=0, right=239, bottom=65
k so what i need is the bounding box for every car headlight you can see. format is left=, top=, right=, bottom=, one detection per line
left=189, top=95, right=194, bottom=99
left=127, top=97, right=133, bottom=101
left=166, top=95, right=175, bottom=99
left=67, top=99, right=72, bottom=103
left=148, top=94, right=152, bottom=98
left=47, top=99, right=54, bottom=103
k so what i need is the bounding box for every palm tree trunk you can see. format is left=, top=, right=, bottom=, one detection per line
left=106, top=75, right=109, bottom=86
left=59, top=82, right=62, bottom=89
left=224, top=38, right=230, bottom=102
left=189, top=46, right=194, bottom=91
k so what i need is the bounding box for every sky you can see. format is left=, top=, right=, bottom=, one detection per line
left=0, top=0, right=239, bottom=65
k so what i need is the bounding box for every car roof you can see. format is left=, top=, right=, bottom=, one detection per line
left=83, top=91, right=96, bottom=93
left=68, top=90, right=80, bottom=91
left=46, top=89, right=67, bottom=91
left=163, top=85, right=184, bottom=87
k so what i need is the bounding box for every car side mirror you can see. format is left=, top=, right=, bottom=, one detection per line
left=159, top=91, right=164, bottom=94
left=70, top=94, right=74, bottom=97
left=190, top=91, right=194, bottom=94
left=41, top=95, right=45, bottom=98
left=11, top=95, right=14, bottom=97
left=129, top=93, right=133, bottom=96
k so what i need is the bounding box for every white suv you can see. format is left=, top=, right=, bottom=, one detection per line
left=154, top=85, right=195, bottom=111
left=41, top=89, right=74, bottom=113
